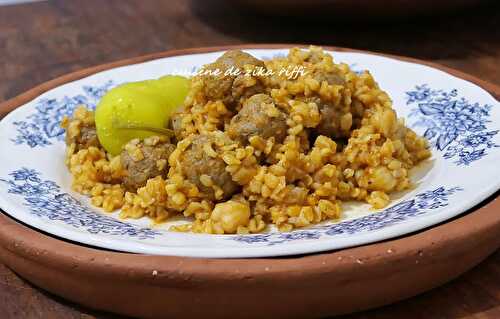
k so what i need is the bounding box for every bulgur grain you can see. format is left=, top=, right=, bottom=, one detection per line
left=63, top=46, right=430, bottom=234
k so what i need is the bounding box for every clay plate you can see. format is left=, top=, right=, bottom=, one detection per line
left=1, top=45, right=499, bottom=258
left=0, top=45, right=499, bottom=318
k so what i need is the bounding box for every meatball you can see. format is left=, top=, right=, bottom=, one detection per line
left=227, top=94, right=287, bottom=144
left=170, top=111, right=185, bottom=140
left=64, top=106, right=101, bottom=151
left=202, top=50, right=266, bottom=107
left=311, top=69, right=345, bottom=86
left=315, top=105, right=354, bottom=138
left=121, top=138, right=175, bottom=191
left=70, top=126, right=100, bottom=150
left=179, top=134, right=238, bottom=200
left=308, top=70, right=348, bottom=138
left=302, top=80, right=354, bottom=139
left=215, top=50, right=265, bottom=72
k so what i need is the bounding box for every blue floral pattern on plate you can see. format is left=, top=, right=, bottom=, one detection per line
left=407, top=84, right=499, bottom=165
left=0, top=168, right=159, bottom=239
left=231, top=186, right=463, bottom=245
left=11, top=81, right=114, bottom=148
left=1, top=83, right=490, bottom=243
left=0, top=49, right=498, bottom=257
left=0, top=167, right=463, bottom=245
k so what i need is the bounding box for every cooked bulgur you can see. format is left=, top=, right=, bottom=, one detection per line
left=61, top=46, right=430, bottom=234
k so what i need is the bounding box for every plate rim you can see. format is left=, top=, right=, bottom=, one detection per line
left=1, top=44, right=498, bottom=119
left=0, top=189, right=499, bottom=317
left=0, top=44, right=499, bottom=258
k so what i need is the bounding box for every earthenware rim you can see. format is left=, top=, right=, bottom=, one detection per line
left=0, top=45, right=498, bottom=276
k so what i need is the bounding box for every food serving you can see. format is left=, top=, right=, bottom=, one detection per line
left=61, top=46, right=431, bottom=235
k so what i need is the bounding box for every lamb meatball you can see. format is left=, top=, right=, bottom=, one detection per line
left=121, top=138, right=175, bottom=191
left=297, top=94, right=354, bottom=139
left=179, top=134, right=238, bottom=200
left=315, top=105, right=354, bottom=138
left=72, top=126, right=100, bottom=150
left=311, top=69, right=345, bottom=86
left=215, top=50, right=264, bottom=72
left=308, top=70, right=350, bottom=138
left=202, top=50, right=266, bottom=107
left=170, top=111, right=185, bottom=140
left=227, top=94, right=287, bottom=144
left=64, top=106, right=101, bottom=151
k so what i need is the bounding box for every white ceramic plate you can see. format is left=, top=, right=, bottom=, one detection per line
left=0, top=48, right=499, bottom=258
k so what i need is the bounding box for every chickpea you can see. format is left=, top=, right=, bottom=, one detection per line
left=210, top=200, right=251, bottom=234
left=367, top=166, right=396, bottom=192
left=368, top=191, right=390, bottom=209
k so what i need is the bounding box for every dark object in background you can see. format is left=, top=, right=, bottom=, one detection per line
left=218, top=0, right=488, bottom=17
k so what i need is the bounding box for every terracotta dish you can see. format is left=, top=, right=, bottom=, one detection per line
left=0, top=45, right=499, bottom=318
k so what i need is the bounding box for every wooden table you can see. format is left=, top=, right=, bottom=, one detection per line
left=0, top=0, right=499, bottom=318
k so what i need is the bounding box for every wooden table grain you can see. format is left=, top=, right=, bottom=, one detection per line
left=0, top=0, right=499, bottom=318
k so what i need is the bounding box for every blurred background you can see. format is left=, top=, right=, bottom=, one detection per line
left=0, top=0, right=498, bottom=103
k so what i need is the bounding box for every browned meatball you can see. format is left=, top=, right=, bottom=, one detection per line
left=121, top=139, right=175, bottom=191
left=215, top=50, right=264, bottom=72
left=308, top=70, right=347, bottom=138
left=316, top=105, right=354, bottom=138
left=202, top=50, right=266, bottom=107
left=64, top=107, right=101, bottom=151
left=170, top=111, right=185, bottom=140
left=303, top=68, right=351, bottom=139
left=311, top=69, right=345, bottom=86
left=179, top=134, right=238, bottom=200
left=300, top=94, right=353, bottom=139
left=69, top=125, right=100, bottom=150
left=227, top=94, right=287, bottom=144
